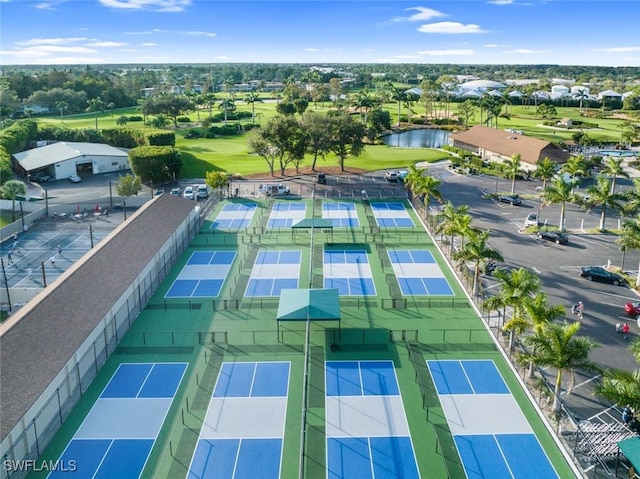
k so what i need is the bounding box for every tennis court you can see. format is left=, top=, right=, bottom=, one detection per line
left=267, top=202, right=306, bottom=228
left=427, top=359, right=559, bottom=479
left=370, top=202, right=414, bottom=228
left=245, top=250, right=301, bottom=297
left=388, top=250, right=454, bottom=296
left=322, top=202, right=360, bottom=227
left=211, top=203, right=258, bottom=229
left=325, top=360, right=420, bottom=479
left=165, top=251, right=236, bottom=298
left=323, top=250, right=376, bottom=296
left=187, top=362, right=290, bottom=479
left=48, top=363, right=187, bottom=479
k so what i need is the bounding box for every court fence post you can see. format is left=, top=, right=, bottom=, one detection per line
left=169, top=440, right=173, bottom=457
left=186, top=396, right=189, bottom=412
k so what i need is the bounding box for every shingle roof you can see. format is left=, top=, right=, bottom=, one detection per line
left=14, top=142, right=128, bottom=171
left=450, top=126, right=569, bottom=165
left=0, top=194, right=196, bottom=441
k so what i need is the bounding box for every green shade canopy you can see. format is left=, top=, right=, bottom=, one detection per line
left=618, top=436, right=640, bottom=470
left=291, top=219, right=334, bottom=229
left=276, top=288, right=341, bottom=321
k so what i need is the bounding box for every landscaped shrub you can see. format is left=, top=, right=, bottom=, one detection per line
left=145, top=131, right=175, bottom=146
left=128, top=115, right=143, bottom=122
left=128, top=145, right=181, bottom=183
left=177, top=116, right=191, bottom=123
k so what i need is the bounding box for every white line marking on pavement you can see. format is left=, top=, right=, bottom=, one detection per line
left=561, top=374, right=601, bottom=395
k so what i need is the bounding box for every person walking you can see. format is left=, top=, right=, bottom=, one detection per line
left=57, top=244, right=62, bottom=256
left=26, top=265, right=32, bottom=279
left=623, top=322, right=630, bottom=339
left=7, top=250, right=12, bottom=264
left=50, top=255, right=56, bottom=267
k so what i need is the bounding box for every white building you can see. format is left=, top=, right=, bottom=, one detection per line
left=14, top=142, right=129, bottom=180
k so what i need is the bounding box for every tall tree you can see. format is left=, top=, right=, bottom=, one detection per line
left=302, top=113, right=332, bottom=171
left=244, top=92, right=262, bottom=125
left=595, top=339, right=640, bottom=411
left=86, top=96, right=106, bottom=130
left=601, top=157, right=630, bottom=194
left=542, top=176, right=577, bottom=232
left=521, top=322, right=600, bottom=412
left=534, top=157, right=556, bottom=191
left=218, top=98, right=236, bottom=126
left=55, top=100, right=68, bottom=123
left=0, top=180, right=27, bottom=222
left=453, top=230, right=503, bottom=297
left=329, top=114, right=365, bottom=171
left=504, top=153, right=522, bottom=195
left=584, top=177, right=624, bottom=232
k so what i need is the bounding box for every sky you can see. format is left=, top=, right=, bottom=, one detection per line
left=0, top=0, right=639, bottom=67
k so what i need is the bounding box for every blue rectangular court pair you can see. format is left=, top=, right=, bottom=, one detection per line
left=212, top=219, right=251, bottom=229
left=272, top=203, right=305, bottom=211
left=187, top=251, right=236, bottom=265
left=323, top=250, right=368, bottom=264
left=101, top=363, right=186, bottom=398
left=256, top=250, right=301, bottom=264
left=222, top=203, right=257, bottom=212
left=322, top=203, right=355, bottom=211
left=376, top=218, right=414, bottom=227
left=398, top=277, right=453, bottom=296
left=324, top=278, right=376, bottom=296
left=370, top=202, right=405, bottom=211
left=388, top=250, right=435, bottom=264
left=214, top=362, right=289, bottom=398
left=428, top=360, right=509, bottom=395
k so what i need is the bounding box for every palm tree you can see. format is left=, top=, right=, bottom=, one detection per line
left=573, top=89, right=589, bottom=111
left=55, top=101, right=68, bottom=122
left=617, top=216, right=640, bottom=273
left=0, top=180, right=27, bottom=222
left=434, top=202, right=469, bottom=254
left=202, top=93, right=217, bottom=118
left=405, top=167, right=443, bottom=222
left=584, top=177, right=624, bottom=232
left=390, top=87, right=407, bottom=127
left=107, top=102, right=115, bottom=116
left=86, top=97, right=106, bottom=130
left=595, top=339, right=640, bottom=411
left=504, top=154, right=522, bottom=195
left=534, top=157, right=556, bottom=191
left=521, top=321, right=600, bottom=412
left=218, top=98, right=235, bottom=126
left=245, top=92, right=262, bottom=125
left=403, top=92, right=419, bottom=126
left=560, top=155, right=588, bottom=188
left=601, top=157, right=630, bottom=194
left=493, top=267, right=541, bottom=351
left=453, top=230, right=503, bottom=296
left=623, top=178, right=640, bottom=217
left=542, top=176, right=577, bottom=232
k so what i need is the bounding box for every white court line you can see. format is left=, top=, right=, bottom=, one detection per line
left=560, top=374, right=600, bottom=395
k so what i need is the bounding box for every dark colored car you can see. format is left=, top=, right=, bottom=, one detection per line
left=579, top=266, right=626, bottom=286
left=537, top=231, right=569, bottom=244
left=498, top=195, right=522, bottom=206
left=317, top=173, right=326, bottom=184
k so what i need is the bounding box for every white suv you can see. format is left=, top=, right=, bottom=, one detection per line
left=183, top=186, right=194, bottom=200
left=385, top=171, right=398, bottom=182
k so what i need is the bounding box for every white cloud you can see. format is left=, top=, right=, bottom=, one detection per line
left=393, top=6, right=446, bottom=22
left=597, top=46, right=640, bottom=53
left=35, top=2, right=56, bottom=9
left=504, top=48, right=550, bottom=54
left=216, top=55, right=228, bottom=60
left=124, top=29, right=166, bottom=35
left=418, top=22, right=486, bottom=34
left=17, top=37, right=87, bottom=46
left=30, top=45, right=97, bottom=53
left=186, top=31, right=216, bottom=37
left=418, top=49, right=475, bottom=56
left=488, top=0, right=514, bottom=5
left=484, top=43, right=509, bottom=48
left=99, top=0, right=191, bottom=12
left=35, top=56, right=107, bottom=64
left=396, top=54, right=419, bottom=59
left=305, top=48, right=319, bottom=52
left=142, top=42, right=157, bottom=47
left=88, top=41, right=127, bottom=47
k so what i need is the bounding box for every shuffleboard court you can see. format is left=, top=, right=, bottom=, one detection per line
left=187, top=362, right=290, bottom=479
left=325, top=361, right=420, bottom=479
left=427, top=359, right=559, bottom=479
left=370, top=202, right=414, bottom=228
left=323, top=250, right=376, bottom=296
left=211, top=203, right=258, bottom=229
left=322, top=202, right=359, bottom=227
left=388, top=249, right=454, bottom=296
left=165, top=251, right=236, bottom=298
left=245, top=250, right=301, bottom=297
left=48, top=363, right=187, bottom=479
left=267, top=202, right=306, bottom=228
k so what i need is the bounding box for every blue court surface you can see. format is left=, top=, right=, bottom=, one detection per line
left=165, top=251, right=236, bottom=298
left=49, top=363, right=187, bottom=479
left=188, top=362, right=290, bottom=479
left=211, top=203, right=257, bottom=229
left=325, top=361, right=419, bottom=479
left=245, top=250, right=301, bottom=297
left=427, top=360, right=559, bottom=479
left=323, top=250, right=376, bottom=296
left=370, top=202, right=415, bottom=228
left=322, top=202, right=360, bottom=227
left=389, top=249, right=454, bottom=296
left=267, top=202, right=306, bottom=228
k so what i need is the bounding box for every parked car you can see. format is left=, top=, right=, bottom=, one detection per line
left=31, top=172, right=50, bottom=183
left=625, top=302, right=640, bottom=317
left=68, top=175, right=81, bottom=183
left=525, top=213, right=538, bottom=227
left=316, top=173, right=327, bottom=184
left=397, top=170, right=409, bottom=182
left=170, top=187, right=182, bottom=196
left=537, top=231, right=569, bottom=244
left=385, top=171, right=398, bottom=182
left=498, top=195, right=521, bottom=205
left=579, top=266, right=626, bottom=286
left=183, top=186, right=195, bottom=200
left=154, top=188, right=164, bottom=196
left=196, top=184, right=209, bottom=200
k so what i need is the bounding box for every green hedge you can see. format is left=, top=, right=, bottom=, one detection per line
left=128, top=145, right=181, bottom=183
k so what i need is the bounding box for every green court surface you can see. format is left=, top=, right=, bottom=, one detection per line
left=29, top=198, right=576, bottom=479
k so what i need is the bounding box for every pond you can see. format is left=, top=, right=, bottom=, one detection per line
left=382, top=128, right=449, bottom=148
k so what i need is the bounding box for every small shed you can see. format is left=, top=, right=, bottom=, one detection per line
left=276, top=288, right=341, bottom=338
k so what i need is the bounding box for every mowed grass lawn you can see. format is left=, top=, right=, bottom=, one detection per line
left=35, top=101, right=625, bottom=178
